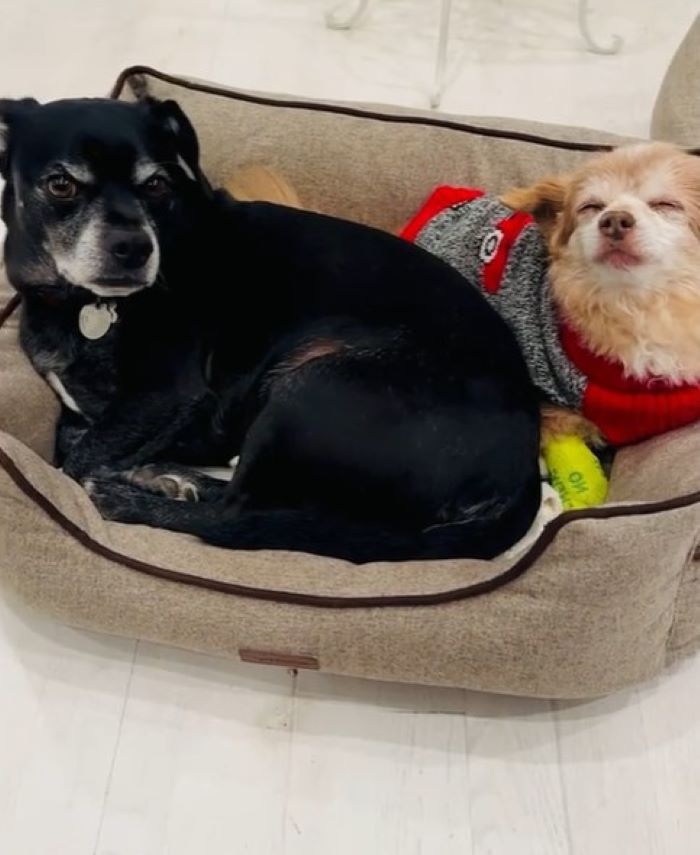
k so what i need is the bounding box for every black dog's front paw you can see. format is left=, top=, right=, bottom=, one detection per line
left=124, top=463, right=226, bottom=502
left=83, top=472, right=220, bottom=538
left=83, top=477, right=153, bottom=524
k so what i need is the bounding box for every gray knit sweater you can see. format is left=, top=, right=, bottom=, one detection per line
left=404, top=187, right=586, bottom=411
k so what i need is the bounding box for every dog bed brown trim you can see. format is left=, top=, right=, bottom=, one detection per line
left=111, top=66, right=700, bottom=158
left=2, top=438, right=700, bottom=608
left=0, top=293, right=20, bottom=328
left=110, top=65, right=623, bottom=154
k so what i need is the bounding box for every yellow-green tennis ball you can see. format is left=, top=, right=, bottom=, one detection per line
left=543, top=434, right=609, bottom=510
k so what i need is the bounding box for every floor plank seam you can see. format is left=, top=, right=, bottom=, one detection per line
left=551, top=699, right=575, bottom=855
left=91, top=639, right=140, bottom=855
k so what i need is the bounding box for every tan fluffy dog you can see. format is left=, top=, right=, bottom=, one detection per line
left=503, top=142, right=700, bottom=443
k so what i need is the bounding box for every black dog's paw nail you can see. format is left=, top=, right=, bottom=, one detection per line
left=181, top=482, right=200, bottom=502
left=156, top=473, right=200, bottom=502
left=126, top=465, right=200, bottom=501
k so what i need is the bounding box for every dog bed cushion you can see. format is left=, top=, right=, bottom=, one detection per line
left=652, top=13, right=700, bottom=147
left=2, top=53, right=700, bottom=699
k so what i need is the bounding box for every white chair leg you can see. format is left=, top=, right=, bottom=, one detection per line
left=577, top=0, right=623, bottom=55
left=430, top=0, right=453, bottom=108
left=326, top=0, right=372, bottom=30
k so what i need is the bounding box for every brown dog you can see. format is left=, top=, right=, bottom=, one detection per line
left=503, top=142, right=700, bottom=445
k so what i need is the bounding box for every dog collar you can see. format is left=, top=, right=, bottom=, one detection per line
left=78, top=300, right=118, bottom=340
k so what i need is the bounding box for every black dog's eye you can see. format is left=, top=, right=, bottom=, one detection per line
left=46, top=174, right=79, bottom=200
left=142, top=175, right=170, bottom=198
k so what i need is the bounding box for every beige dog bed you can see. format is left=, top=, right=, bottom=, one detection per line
left=2, top=19, right=700, bottom=699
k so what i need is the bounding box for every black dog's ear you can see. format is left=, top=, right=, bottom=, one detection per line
left=0, top=97, right=40, bottom=176
left=144, top=97, right=210, bottom=191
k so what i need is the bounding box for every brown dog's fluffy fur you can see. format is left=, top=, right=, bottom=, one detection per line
left=503, top=142, right=700, bottom=443
left=224, top=165, right=302, bottom=209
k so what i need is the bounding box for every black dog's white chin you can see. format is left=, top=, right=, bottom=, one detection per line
left=81, top=277, right=154, bottom=298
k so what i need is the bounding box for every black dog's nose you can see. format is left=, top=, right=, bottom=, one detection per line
left=599, top=210, right=636, bottom=240
left=108, top=231, right=154, bottom=269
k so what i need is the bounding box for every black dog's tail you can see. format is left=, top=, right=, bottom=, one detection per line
left=201, top=477, right=542, bottom=564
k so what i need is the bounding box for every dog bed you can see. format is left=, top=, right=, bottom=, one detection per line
left=2, top=20, right=700, bottom=699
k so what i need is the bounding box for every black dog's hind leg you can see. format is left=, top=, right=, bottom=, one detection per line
left=84, top=477, right=391, bottom=563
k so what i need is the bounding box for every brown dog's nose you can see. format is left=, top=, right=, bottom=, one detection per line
left=598, top=210, right=636, bottom=240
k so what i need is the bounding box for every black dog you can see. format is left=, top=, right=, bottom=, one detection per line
left=0, top=96, right=541, bottom=562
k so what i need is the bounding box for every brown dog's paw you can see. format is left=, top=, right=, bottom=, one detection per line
left=540, top=405, right=604, bottom=448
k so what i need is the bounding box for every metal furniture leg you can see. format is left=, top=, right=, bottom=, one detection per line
left=326, top=0, right=372, bottom=30
left=430, top=0, right=454, bottom=108
left=325, top=0, right=454, bottom=109
left=325, top=1, right=621, bottom=108
left=577, top=0, right=623, bottom=55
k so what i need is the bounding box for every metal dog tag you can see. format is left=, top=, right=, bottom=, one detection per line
left=79, top=301, right=118, bottom=340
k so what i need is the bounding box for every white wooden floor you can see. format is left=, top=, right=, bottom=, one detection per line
left=1, top=1, right=700, bottom=853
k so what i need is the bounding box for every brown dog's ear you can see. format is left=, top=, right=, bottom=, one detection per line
left=500, top=177, right=568, bottom=236
left=681, top=154, right=700, bottom=239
